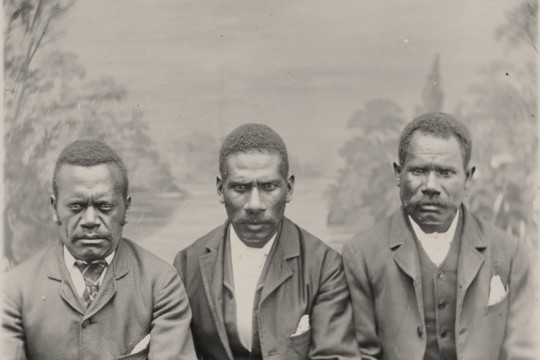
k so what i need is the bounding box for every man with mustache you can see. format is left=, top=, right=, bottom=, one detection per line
left=343, top=112, right=536, bottom=359
left=174, top=123, right=359, bottom=359
left=3, top=139, right=197, bottom=360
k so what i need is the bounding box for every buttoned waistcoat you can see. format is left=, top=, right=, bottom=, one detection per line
left=342, top=206, right=536, bottom=360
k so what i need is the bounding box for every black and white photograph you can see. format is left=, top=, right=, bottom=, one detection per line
left=3, top=0, right=539, bottom=359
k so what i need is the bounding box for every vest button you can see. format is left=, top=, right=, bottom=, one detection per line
left=417, top=326, right=423, bottom=337
left=438, top=300, right=447, bottom=310
left=440, top=329, right=448, bottom=338
left=437, top=272, right=444, bottom=280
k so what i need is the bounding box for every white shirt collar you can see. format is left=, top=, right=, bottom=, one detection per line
left=408, top=209, right=460, bottom=266
left=63, top=245, right=115, bottom=267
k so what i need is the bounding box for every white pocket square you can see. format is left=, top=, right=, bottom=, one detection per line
left=293, top=314, right=310, bottom=335
left=488, top=275, right=507, bottom=306
left=130, top=334, right=150, bottom=355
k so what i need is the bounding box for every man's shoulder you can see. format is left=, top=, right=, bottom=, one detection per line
left=7, top=242, right=57, bottom=279
left=465, top=211, right=519, bottom=255
left=179, top=222, right=227, bottom=256
left=345, top=211, right=397, bottom=252
left=119, top=238, right=177, bottom=275
left=284, top=218, right=341, bottom=260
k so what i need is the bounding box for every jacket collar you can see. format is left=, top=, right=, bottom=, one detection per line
left=47, top=239, right=130, bottom=317
left=390, top=205, right=487, bottom=319
left=197, top=217, right=300, bottom=359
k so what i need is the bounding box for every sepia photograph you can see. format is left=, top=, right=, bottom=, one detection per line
left=3, top=0, right=538, bottom=359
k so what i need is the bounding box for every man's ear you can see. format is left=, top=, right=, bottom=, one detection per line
left=50, top=195, right=60, bottom=224
left=286, top=175, right=295, bottom=203
left=393, top=162, right=402, bottom=187
left=464, top=166, right=476, bottom=190
left=123, top=196, right=132, bottom=225
left=216, top=176, right=225, bottom=204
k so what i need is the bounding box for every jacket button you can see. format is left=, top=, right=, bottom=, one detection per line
left=437, top=272, right=444, bottom=280
left=440, top=329, right=448, bottom=338
left=82, top=319, right=90, bottom=328
left=438, top=300, right=447, bottom=310
left=417, top=326, right=423, bottom=337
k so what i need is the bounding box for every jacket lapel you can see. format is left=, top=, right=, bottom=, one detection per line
left=259, top=219, right=297, bottom=305
left=47, top=243, right=86, bottom=315
left=390, top=209, right=424, bottom=322
left=199, top=223, right=234, bottom=360
left=456, top=207, right=486, bottom=315
left=85, top=239, right=130, bottom=319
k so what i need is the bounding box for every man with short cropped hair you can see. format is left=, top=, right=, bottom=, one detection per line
left=3, top=139, right=197, bottom=360
left=343, top=112, right=536, bottom=359
left=174, top=123, right=359, bottom=359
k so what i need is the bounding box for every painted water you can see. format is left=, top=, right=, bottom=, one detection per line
left=124, top=176, right=360, bottom=264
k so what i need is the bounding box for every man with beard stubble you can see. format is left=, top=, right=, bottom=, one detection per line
left=342, top=112, right=536, bottom=359
left=3, top=139, right=197, bottom=360
left=174, top=123, right=359, bottom=359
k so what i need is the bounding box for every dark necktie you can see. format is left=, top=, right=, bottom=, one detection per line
left=74, top=260, right=108, bottom=308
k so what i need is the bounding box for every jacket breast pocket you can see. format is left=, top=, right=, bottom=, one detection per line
left=485, top=293, right=509, bottom=315
left=285, top=329, right=311, bottom=360
left=115, top=348, right=149, bottom=360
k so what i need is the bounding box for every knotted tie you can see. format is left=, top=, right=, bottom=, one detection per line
left=74, top=260, right=108, bottom=308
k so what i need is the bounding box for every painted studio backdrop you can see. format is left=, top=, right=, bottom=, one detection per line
left=4, top=0, right=537, bottom=266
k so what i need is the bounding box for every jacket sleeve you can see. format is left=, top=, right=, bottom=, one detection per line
left=342, top=240, right=381, bottom=360
left=2, top=272, right=28, bottom=360
left=500, top=238, right=539, bottom=359
left=308, top=249, right=361, bottom=359
left=148, top=266, right=198, bottom=360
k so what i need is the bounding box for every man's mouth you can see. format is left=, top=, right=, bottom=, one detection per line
left=419, top=204, right=441, bottom=211
left=74, top=234, right=112, bottom=242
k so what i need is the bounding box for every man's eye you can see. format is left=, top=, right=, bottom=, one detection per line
left=68, top=204, right=83, bottom=211
left=262, top=184, right=277, bottom=191
left=411, top=169, right=424, bottom=175
left=439, top=169, right=453, bottom=177
left=233, top=185, right=248, bottom=192
left=99, top=204, right=113, bottom=212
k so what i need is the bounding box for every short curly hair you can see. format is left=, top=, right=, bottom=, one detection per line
left=52, top=139, right=129, bottom=198
left=219, top=123, right=289, bottom=179
left=398, top=112, right=472, bottom=168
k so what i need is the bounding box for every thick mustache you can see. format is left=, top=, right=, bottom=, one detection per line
left=73, top=233, right=112, bottom=241
left=236, top=218, right=277, bottom=225
left=412, top=198, right=449, bottom=208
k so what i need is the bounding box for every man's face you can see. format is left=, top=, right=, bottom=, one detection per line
left=217, top=151, right=294, bottom=246
left=394, top=132, right=474, bottom=233
left=51, top=164, right=131, bottom=261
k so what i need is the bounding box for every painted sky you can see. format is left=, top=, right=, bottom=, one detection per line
left=50, top=0, right=527, bottom=173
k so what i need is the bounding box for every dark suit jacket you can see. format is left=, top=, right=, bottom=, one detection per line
left=3, top=238, right=197, bottom=360
left=174, top=217, right=360, bottom=360
left=343, top=206, right=537, bottom=360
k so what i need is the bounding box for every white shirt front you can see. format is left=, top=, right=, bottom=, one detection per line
left=63, top=246, right=115, bottom=297
left=229, top=225, right=276, bottom=351
left=409, top=209, right=460, bottom=267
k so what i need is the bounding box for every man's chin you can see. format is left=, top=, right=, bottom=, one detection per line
left=235, top=224, right=277, bottom=245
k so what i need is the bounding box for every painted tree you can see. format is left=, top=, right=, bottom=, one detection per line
left=326, top=99, right=405, bottom=226
left=462, top=0, right=537, bottom=250
left=416, top=54, right=444, bottom=115
left=4, top=0, right=177, bottom=266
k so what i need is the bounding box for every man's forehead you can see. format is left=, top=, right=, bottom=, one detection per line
left=226, top=150, right=282, bottom=169
left=408, top=133, right=462, bottom=155
left=57, top=163, right=121, bottom=179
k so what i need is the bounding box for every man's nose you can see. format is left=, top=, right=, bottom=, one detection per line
left=421, top=172, right=441, bottom=196
left=80, top=207, right=100, bottom=228
left=245, top=188, right=264, bottom=212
